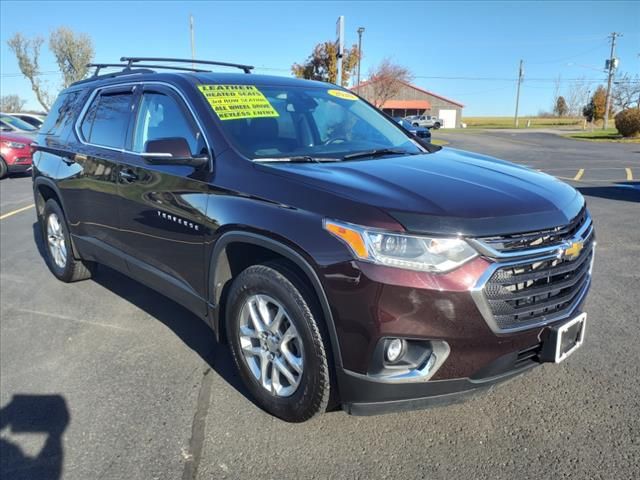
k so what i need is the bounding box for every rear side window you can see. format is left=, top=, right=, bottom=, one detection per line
left=132, top=91, right=204, bottom=155
left=40, top=91, right=83, bottom=136
left=80, top=90, right=133, bottom=149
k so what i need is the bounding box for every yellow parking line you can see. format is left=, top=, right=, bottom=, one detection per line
left=626, top=168, right=633, bottom=181
left=573, top=169, right=585, bottom=181
left=0, top=204, right=35, bottom=220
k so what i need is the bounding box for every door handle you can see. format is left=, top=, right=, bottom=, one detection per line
left=119, top=168, right=138, bottom=183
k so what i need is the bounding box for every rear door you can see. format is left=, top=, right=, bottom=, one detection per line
left=59, top=85, right=135, bottom=269
left=114, top=84, right=210, bottom=315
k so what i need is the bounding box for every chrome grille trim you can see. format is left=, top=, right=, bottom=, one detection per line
left=471, top=210, right=595, bottom=333
left=468, top=209, right=591, bottom=260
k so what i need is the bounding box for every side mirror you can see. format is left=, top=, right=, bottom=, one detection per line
left=141, top=137, right=208, bottom=168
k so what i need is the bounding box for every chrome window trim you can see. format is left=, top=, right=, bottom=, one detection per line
left=468, top=212, right=593, bottom=260
left=73, top=81, right=212, bottom=169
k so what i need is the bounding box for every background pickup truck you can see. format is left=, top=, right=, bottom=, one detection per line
left=406, top=115, right=443, bottom=129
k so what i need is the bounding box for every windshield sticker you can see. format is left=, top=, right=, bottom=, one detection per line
left=198, top=85, right=279, bottom=121
left=327, top=89, right=358, bottom=101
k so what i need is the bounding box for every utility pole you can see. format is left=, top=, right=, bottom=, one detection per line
left=336, top=16, right=345, bottom=86
left=514, top=59, right=524, bottom=128
left=357, top=27, right=365, bottom=90
left=603, top=32, right=621, bottom=130
left=190, top=14, right=195, bottom=69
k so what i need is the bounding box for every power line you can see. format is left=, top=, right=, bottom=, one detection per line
left=412, top=75, right=610, bottom=82
left=527, top=42, right=609, bottom=65
left=0, top=71, right=61, bottom=78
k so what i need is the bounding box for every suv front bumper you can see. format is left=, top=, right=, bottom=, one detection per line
left=321, top=258, right=590, bottom=414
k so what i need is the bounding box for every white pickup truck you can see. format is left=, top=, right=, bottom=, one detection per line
left=405, top=114, right=443, bottom=129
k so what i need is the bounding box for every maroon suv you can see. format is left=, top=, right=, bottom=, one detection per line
left=32, top=58, right=593, bottom=422
left=1, top=132, right=34, bottom=178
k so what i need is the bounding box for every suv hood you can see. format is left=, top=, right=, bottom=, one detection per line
left=267, top=148, right=584, bottom=236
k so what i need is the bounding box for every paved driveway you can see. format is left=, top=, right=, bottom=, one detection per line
left=1, top=131, right=639, bottom=479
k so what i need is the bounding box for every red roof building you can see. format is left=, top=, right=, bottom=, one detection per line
left=352, top=79, right=464, bottom=128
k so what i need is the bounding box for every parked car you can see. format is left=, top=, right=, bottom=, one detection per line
left=0, top=132, right=34, bottom=178
left=32, top=57, right=593, bottom=422
left=11, top=112, right=46, bottom=129
left=0, top=113, right=39, bottom=135
left=392, top=116, right=431, bottom=141
left=406, top=114, right=443, bottom=129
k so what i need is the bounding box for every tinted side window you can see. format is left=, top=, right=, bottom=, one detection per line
left=132, top=92, right=204, bottom=155
left=40, top=91, right=83, bottom=136
left=81, top=91, right=133, bottom=149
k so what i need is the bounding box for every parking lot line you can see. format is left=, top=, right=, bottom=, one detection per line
left=626, top=168, right=633, bottom=181
left=573, top=169, right=585, bottom=181
left=0, top=204, right=35, bottom=221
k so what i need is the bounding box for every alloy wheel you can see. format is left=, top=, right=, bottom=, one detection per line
left=47, top=213, right=67, bottom=269
left=238, top=294, right=304, bottom=397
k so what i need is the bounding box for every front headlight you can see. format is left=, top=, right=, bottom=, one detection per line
left=2, top=141, right=27, bottom=149
left=324, top=220, right=477, bottom=273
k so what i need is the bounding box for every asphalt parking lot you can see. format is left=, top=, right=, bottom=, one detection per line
left=1, top=131, right=639, bottom=480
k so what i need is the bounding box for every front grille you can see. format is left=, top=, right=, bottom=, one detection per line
left=479, top=207, right=588, bottom=254
left=475, top=210, right=594, bottom=331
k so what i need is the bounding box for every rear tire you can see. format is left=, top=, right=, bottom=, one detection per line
left=434, top=123, right=441, bottom=129
left=226, top=263, right=330, bottom=422
left=41, top=199, right=95, bottom=282
left=0, top=158, right=7, bottom=179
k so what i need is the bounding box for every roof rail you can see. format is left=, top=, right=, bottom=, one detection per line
left=120, top=57, right=254, bottom=74
left=71, top=65, right=156, bottom=86
left=88, top=63, right=211, bottom=76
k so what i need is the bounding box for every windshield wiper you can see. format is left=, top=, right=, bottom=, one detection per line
left=254, top=156, right=338, bottom=163
left=342, top=148, right=415, bottom=161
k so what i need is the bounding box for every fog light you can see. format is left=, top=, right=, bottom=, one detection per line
left=386, top=338, right=404, bottom=363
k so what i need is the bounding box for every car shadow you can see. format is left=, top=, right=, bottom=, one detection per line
left=0, top=394, right=69, bottom=480
left=578, top=182, right=639, bottom=203
left=31, top=223, right=256, bottom=409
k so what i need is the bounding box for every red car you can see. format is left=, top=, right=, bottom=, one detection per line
left=0, top=132, right=34, bottom=178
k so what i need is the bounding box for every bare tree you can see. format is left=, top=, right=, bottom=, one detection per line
left=49, top=27, right=94, bottom=88
left=7, top=33, right=52, bottom=111
left=612, top=72, right=640, bottom=112
left=566, top=77, right=590, bottom=117
left=0, top=94, right=27, bottom=113
left=551, top=74, right=562, bottom=112
left=366, top=59, right=412, bottom=108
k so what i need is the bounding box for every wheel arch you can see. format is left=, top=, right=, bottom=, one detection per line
left=33, top=177, right=82, bottom=259
left=33, top=177, right=65, bottom=218
left=208, top=231, right=343, bottom=370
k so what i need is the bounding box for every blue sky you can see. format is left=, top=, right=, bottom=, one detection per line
left=1, top=1, right=638, bottom=115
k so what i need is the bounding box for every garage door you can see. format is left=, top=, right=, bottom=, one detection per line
left=439, top=109, right=457, bottom=128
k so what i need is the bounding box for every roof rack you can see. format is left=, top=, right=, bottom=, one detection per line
left=120, top=57, right=254, bottom=74
left=71, top=57, right=255, bottom=88
left=88, top=63, right=211, bottom=76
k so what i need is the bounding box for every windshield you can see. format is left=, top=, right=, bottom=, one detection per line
left=397, top=119, right=414, bottom=129
left=0, top=114, right=38, bottom=131
left=206, top=85, right=423, bottom=160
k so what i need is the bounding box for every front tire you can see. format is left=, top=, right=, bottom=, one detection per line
left=0, top=158, right=7, bottom=179
left=226, top=263, right=331, bottom=422
left=41, top=199, right=95, bottom=282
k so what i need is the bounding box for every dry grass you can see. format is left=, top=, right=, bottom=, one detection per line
left=462, top=117, right=584, bottom=129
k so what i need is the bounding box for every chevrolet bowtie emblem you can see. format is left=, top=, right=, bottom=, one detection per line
left=562, top=240, right=584, bottom=261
